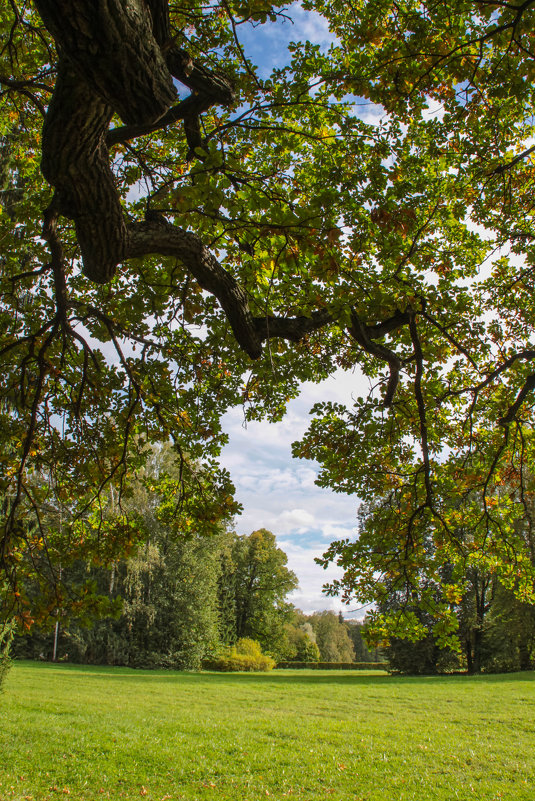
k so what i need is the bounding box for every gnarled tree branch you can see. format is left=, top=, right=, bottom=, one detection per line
left=348, top=309, right=405, bottom=406
left=34, top=0, right=334, bottom=359
left=35, top=0, right=234, bottom=284
left=34, top=0, right=177, bottom=125
left=127, top=219, right=333, bottom=358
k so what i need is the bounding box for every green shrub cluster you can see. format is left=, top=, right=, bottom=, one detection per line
left=205, top=638, right=275, bottom=672
left=0, top=651, right=10, bottom=691
left=276, top=661, right=389, bottom=670
left=0, top=619, right=14, bottom=692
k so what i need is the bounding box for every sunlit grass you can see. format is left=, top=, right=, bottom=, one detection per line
left=1, top=661, right=534, bottom=800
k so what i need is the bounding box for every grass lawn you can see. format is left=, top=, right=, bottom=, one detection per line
left=1, top=662, right=534, bottom=801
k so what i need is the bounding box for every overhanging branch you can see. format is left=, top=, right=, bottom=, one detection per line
left=349, top=309, right=405, bottom=406
left=127, top=219, right=333, bottom=358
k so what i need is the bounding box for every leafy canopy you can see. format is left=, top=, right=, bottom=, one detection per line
left=2, top=0, right=535, bottom=643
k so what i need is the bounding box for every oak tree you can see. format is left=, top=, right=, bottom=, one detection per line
left=2, top=0, right=535, bottom=647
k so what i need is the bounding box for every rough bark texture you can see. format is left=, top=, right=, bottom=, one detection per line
left=35, top=0, right=235, bottom=286
left=41, top=59, right=125, bottom=282
left=128, top=220, right=264, bottom=358
left=128, top=221, right=332, bottom=358
left=35, top=0, right=177, bottom=125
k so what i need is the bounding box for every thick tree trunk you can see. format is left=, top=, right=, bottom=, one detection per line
left=471, top=627, right=482, bottom=674
left=34, top=0, right=176, bottom=125
left=518, top=642, right=531, bottom=671
left=465, top=636, right=473, bottom=674
left=41, top=59, right=125, bottom=283
left=35, top=0, right=237, bottom=285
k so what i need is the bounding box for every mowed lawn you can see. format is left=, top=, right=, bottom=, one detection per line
left=1, top=662, right=534, bottom=801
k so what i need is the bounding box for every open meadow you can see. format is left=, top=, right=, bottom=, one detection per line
left=1, top=662, right=534, bottom=801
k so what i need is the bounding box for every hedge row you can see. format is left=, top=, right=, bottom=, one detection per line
left=276, top=661, right=389, bottom=670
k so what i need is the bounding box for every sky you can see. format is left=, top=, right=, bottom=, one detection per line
left=219, top=368, right=372, bottom=615
left=216, top=4, right=378, bottom=616
left=236, top=3, right=335, bottom=76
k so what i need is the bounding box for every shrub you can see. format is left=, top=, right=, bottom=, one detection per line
left=0, top=619, right=14, bottom=693
left=206, top=638, right=275, bottom=672
left=385, top=634, right=459, bottom=675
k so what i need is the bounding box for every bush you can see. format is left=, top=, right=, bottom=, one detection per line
left=385, top=636, right=459, bottom=675
left=205, top=638, right=275, bottom=672
left=0, top=620, right=14, bottom=692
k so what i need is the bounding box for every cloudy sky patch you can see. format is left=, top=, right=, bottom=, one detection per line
left=220, top=368, right=370, bottom=612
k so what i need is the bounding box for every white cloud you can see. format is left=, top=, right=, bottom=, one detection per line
left=238, top=2, right=337, bottom=77
left=285, top=3, right=336, bottom=50
left=319, top=522, right=357, bottom=541
left=220, top=367, right=368, bottom=612
left=423, top=99, right=445, bottom=121
left=274, top=507, right=315, bottom=533
left=351, top=100, right=388, bottom=126
left=277, top=540, right=351, bottom=614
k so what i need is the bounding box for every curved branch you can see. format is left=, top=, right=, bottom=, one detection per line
left=127, top=219, right=262, bottom=358
left=35, top=1, right=332, bottom=360
left=36, top=0, right=235, bottom=283
left=499, top=373, right=535, bottom=425
left=107, top=52, right=235, bottom=146
left=349, top=309, right=403, bottom=406
left=253, top=311, right=333, bottom=342
left=127, top=220, right=333, bottom=358
left=107, top=94, right=209, bottom=147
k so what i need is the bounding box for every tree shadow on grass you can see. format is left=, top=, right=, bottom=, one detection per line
left=13, top=660, right=535, bottom=685
left=205, top=670, right=535, bottom=687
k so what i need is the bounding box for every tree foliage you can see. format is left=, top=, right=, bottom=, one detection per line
left=292, top=0, right=535, bottom=645
left=223, top=528, right=298, bottom=656
left=306, top=611, right=356, bottom=662
left=2, top=0, right=535, bottom=645
left=282, top=617, right=321, bottom=662
left=378, top=571, right=535, bottom=674
left=12, top=447, right=297, bottom=667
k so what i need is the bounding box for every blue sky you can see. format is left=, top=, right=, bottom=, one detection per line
left=236, top=3, right=335, bottom=76
left=215, top=4, right=378, bottom=615
left=220, top=367, right=371, bottom=614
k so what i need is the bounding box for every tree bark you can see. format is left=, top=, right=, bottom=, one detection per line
left=35, top=0, right=233, bottom=283
left=41, top=59, right=125, bottom=283
left=128, top=220, right=264, bottom=358
left=34, top=0, right=176, bottom=125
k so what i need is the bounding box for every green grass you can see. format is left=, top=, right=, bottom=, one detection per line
left=1, top=662, right=534, bottom=801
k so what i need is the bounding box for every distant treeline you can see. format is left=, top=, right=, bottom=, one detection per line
left=14, top=442, right=534, bottom=675
left=13, top=519, right=377, bottom=669
left=10, top=443, right=377, bottom=671
left=13, top=526, right=294, bottom=669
